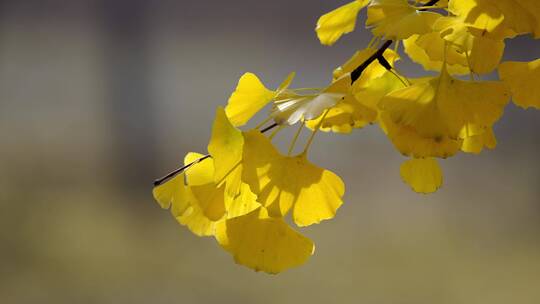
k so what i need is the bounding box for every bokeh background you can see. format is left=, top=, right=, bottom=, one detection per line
left=1, top=1, right=540, bottom=303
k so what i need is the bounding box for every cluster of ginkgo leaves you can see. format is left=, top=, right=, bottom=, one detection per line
left=153, top=0, right=540, bottom=274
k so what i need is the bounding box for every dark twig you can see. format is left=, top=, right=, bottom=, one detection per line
left=260, top=122, right=278, bottom=133
left=351, top=40, right=393, bottom=83
left=421, top=0, right=441, bottom=10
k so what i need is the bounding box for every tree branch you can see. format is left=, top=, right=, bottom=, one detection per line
left=155, top=0, right=442, bottom=186
left=422, top=0, right=441, bottom=8
left=351, top=40, right=393, bottom=83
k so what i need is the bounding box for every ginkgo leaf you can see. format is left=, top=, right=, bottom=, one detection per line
left=461, top=128, right=497, bottom=154
left=272, top=93, right=343, bottom=125
left=203, top=111, right=261, bottom=217
left=380, top=68, right=509, bottom=139
left=353, top=70, right=406, bottom=110
left=516, top=0, right=540, bottom=38
left=403, top=34, right=470, bottom=75
left=379, top=111, right=462, bottom=158
left=186, top=148, right=261, bottom=222
left=447, top=0, right=508, bottom=38
left=304, top=94, right=376, bottom=133
left=379, top=69, right=509, bottom=157
left=242, top=130, right=345, bottom=227
left=366, top=0, right=441, bottom=40
left=183, top=152, right=227, bottom=221
left=208, top=107, right=244, bottom=193
left=380, top=79, right=451, bottom=139
left=161, top=152, right=221, bottom=237
left=224, top=73, right=277, bottom=127
left=316, top=0, right=371, bottom=46
left=464, top=37, right=505, bottom=75
left=190, top=184, right=227, bottom=221
left=174, top=202, right=218, bottom=237
left=225, top=183, right=261, bottom=219
left=208, top=108, right=258, bottom=206
left=215, top=207, right=314, bottom=274
left=272, top=75, right=351, bottom=125
left=499, top=59, right=540, bottom=110
left=449, top=0, right=539, bottom=38
left=376, top=76, right=463, bottom=159
left=437, top=73, right=509, bottom=139
left=400, top=158, right=443, bottom=194
left=152, top=173, right=189, bottom=212
left=434, top=17, right=506, bottom=75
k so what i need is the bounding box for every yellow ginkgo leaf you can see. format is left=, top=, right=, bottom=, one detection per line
left=224, top=73, right=277, bottom=127
left=461, top=128, right=497, bottom=154
left=434, top=17, right=506, bottom=75
left=464, top=38, right=504, bottom=76
left=208, top=107, right=244, bottom=193
left=183, top=152, right=227, bottom=222
left=208, top=108, right=258, bottom=202
left=516, top=0, right=540, bottom=38
left=379, top=111, right=462, bottom=158
left=190, top=184, right=226, bottom=221
left=171, top=152, right=218, bottom=236
left=202, top=108, right=263, bottom=220
left=379, top=69, right=509, bottom=157
left=400, top=158, right=443, bottom=194
left=366, top=0, right=441, bottom=40
left=305, top=94, right=376, bottom=133
left=316, top=0, right=371, bottom=46
left=174, top=202, right=219, bottom=237
left=403, top=34, right=470, bottom=75
left=215, top=207, right=314, bottom=274
left=437, top=74, right=509, bottom=139
left=380, top=69, right=509, bottom=139
left=499, top=59, right=540, bottom=110
left=353, top=70, right=406, bottom=110
left=447, top=0, right=508, bottom=38
left=449, top=0, right=539, bottom=38
left=186, top=150, right=260, bottom=222
left=242, top=130, right=345, bottom=227
left=414, top=33, right=461, bottom=64
left=272, top=74, right=351, bottom=125
left=225, top=183, right=261, bottom=219
left=152, top=173, right=189, bottom=212
left=157, top=152, right=220, bottom=237
left=380, top=79, right=451, bottom=139
left=153, top=154, right=212, bottom=233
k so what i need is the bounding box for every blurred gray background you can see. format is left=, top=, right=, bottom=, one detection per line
left=1, top=1, right=539, bottom=303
